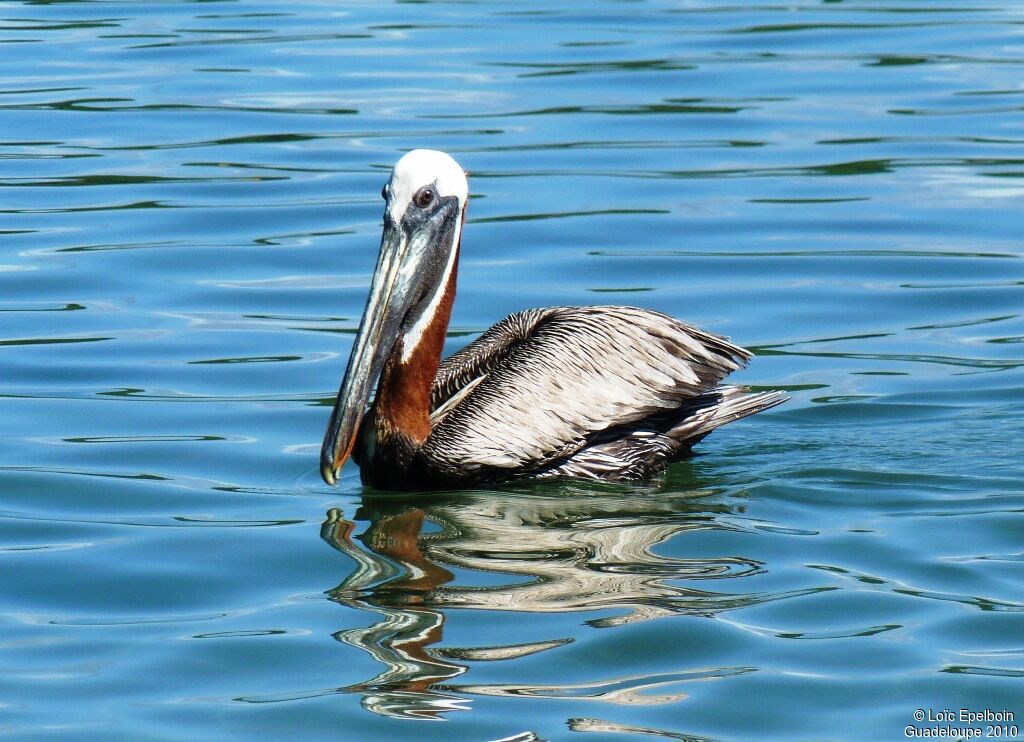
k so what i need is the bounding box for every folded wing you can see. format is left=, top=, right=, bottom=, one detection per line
left=424, top=305, right=754, bottom=481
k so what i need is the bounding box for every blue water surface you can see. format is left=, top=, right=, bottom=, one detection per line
left=1, top=1, right=1023, bottom=740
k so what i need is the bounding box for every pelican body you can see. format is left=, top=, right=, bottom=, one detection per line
left=321, top=150, right=784, bottom=490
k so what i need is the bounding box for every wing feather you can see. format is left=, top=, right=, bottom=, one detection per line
left=431, top=308, right=553, bottom=411
left=423, top=306, right=751, bottom=480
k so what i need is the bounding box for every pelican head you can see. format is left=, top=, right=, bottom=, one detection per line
left=321, top=149, right=468, bottom=485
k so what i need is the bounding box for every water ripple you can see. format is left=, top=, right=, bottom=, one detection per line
left=2, top=1, right=1023, bottom=739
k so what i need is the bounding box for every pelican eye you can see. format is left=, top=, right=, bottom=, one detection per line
left=413, top=187, right=435, bottom=209
left=381, top=184, right=389, bottom=200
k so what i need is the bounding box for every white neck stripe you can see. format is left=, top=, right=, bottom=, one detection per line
left=399, top=215, right=462, bottom=364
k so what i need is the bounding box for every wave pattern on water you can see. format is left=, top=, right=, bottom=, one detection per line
left=1, top=1, right=1023, bottom=740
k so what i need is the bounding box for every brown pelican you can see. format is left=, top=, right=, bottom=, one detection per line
left=320, top=149, right=784, bottom=489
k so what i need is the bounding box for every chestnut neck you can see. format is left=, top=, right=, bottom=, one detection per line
left=374, top=248, right=459, bottom=445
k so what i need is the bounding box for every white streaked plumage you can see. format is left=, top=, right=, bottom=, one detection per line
left=421, top=305, right=783, bottom=483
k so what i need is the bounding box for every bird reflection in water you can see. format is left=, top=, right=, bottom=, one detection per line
left=320, top=479, right=776, bottom=721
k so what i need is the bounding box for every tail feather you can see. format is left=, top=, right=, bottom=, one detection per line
left=667, top=386, right=788, bottom=452
left=529, top=386, right=786, bottom=481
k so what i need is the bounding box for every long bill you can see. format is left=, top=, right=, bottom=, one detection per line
left=320, top=219, right=413, bottom=485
